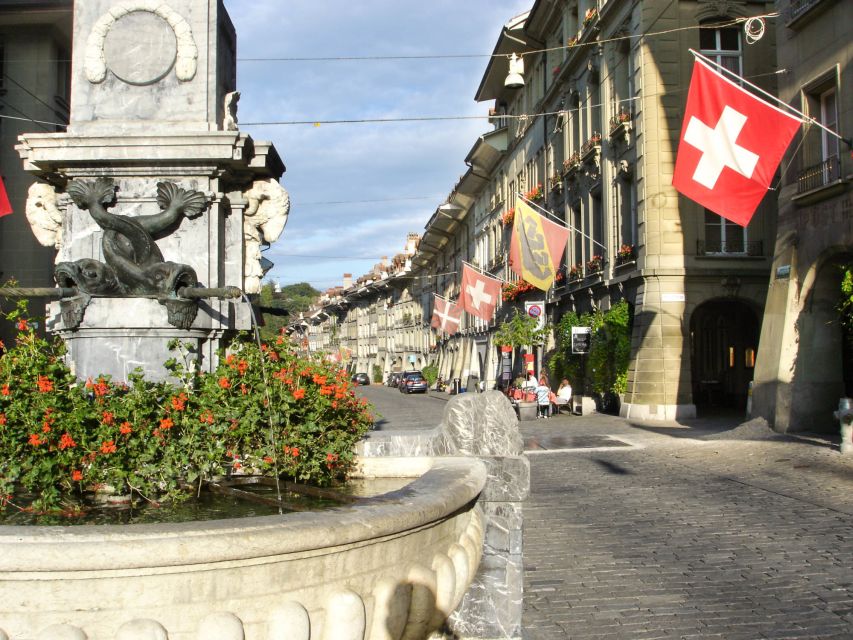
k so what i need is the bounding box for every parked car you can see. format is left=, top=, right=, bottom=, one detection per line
left=351, top=372, right=370, bottom=386
left=399, top=371, right=428, bottom=394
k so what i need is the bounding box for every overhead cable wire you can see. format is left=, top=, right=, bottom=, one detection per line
left=237, top=14, right=778, bottom=64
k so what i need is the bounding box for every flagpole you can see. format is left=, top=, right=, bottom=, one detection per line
left=462, top=260, right=507, bottom=284
left=517, top=194, right=608, bottom=255
left=689, top=49, right=849, bottom=147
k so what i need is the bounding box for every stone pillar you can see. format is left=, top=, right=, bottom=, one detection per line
left=16, top=0, right=287, bottom=381
left=358, top=391, right=530, bottom=639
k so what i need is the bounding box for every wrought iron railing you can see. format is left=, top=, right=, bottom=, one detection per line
left=785, top=0, right=825, bottom=24
left=697, top=240, right=763, bottom=256
left=796, top=155, right=840, bottom=194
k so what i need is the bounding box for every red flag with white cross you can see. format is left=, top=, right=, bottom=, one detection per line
left=672, top=59, right=801, bottom=227
left=430, top=295, right=462, bottom=335
left=460, top=263, right=501, bottom=322
left=0, top=176, right=12, bottom=217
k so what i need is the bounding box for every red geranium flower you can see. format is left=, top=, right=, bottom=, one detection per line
left=16, top=318, right=28, bottom=331
left=28, top=433, right=43, bottom=447
left=218, top=377, right=231, bottom=389
left=37, top=375, right=53, bottom=393
left=71, top=470, right=83, bottom=482
left=119, top=422, right=132, bottom=435
left=159, top=417, right=174, bottom=430
left=1, top=384, right=9, bottom=396
left=170, top=392, right=187, bottom=412
left=100, top=440, right=117, bottom=454
left=293, top=388, right=305, bottom=400
left=101, top=411, right=115, bottom=425
left=59, top=433, right=77, bottom=450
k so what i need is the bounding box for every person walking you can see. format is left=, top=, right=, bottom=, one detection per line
left=535, top=376, right=551, bottom=419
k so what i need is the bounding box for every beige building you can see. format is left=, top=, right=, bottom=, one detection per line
left=305, top=0, right=790, bottom=412
left=428, top=0, right=781, bottom=417
left=752, top=0, right=852, bottom=433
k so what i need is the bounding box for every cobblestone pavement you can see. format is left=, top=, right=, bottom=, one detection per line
left=520, top=412, right=853, bottom=639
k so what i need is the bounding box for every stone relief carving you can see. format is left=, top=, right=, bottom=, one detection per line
left=55, top=178, right=207, bottom=329
left=224, top=91, right=240, bottom=131
left=243, top=178, right=291, bottom=294
left=85, top=1, right=198, bottom=85
left=25, top=182, right=63, bottom=251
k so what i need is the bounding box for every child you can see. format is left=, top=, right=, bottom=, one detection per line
left=535, top=376, right=551, bottom=419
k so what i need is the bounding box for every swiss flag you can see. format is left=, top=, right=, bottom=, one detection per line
left=430, top=295, right=462, bottom=335
left=0, top=176, right=12, bottom=217
left=673, top=59, right=801, bottom=227
left=460, top=263, right=501, bottom=322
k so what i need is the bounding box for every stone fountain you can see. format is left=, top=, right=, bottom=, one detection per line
left=2, top=2, right=490, bottom=638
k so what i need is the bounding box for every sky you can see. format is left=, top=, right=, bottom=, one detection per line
left=224, top=0, right=531, bottom=292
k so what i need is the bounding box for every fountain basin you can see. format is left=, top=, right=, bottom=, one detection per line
left=0, top=456, right=486, bottom=640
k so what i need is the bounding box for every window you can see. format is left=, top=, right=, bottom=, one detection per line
left=699, top=25, right=742, bottom=76
left=700, top=25, right=744, bottom=249
left=703, top=209, right=746, bottom=254
left=798, top=71, right=840, bottom=194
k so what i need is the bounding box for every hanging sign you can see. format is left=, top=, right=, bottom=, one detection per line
left=571, top=326, right=591, bottom=354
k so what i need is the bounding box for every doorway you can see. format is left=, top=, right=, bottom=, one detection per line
left=690, top=299, right=759, bottom=411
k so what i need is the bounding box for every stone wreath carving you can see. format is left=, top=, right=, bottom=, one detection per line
left=85, top=1, right=198, bottom=85
left=243, top=178, right=290, bottom=294
left=55, top=178, right=206, bottom=329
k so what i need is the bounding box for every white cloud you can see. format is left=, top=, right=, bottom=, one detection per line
left=224, top=0, right=531, bottom=291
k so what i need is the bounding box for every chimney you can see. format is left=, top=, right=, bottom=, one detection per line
left=342, top=273, right=352, bottom=289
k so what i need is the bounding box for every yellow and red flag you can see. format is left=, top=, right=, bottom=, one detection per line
left=509, top=197, right=569, bottom=291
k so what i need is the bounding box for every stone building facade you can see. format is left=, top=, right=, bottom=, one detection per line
left=305, top=0, right=787, bottom=416
left=752, top=0, right=852, bottom=433
left=0, top=1, right=72, bottom=345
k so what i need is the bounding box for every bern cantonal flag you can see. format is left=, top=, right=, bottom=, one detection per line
left=460, top=263, right=501, bottom=322
left=672, top=59, right=801, bottom=227
left=430, top=295, right=462, bottom=335
left=509, top=197, right=570, bottom=292
left=0, top=176, right=12, bottom=217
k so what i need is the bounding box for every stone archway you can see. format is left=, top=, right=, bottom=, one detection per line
left=791, top=254, right=853, bottom=430
left=690, top=298, right=760, bottom=411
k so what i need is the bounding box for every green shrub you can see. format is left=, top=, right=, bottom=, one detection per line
left=421, top=364, right=438, bottom=386
left=0, top=300, right=373, bottom=513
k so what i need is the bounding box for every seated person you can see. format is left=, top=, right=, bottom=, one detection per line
left=552, top=379, right=572, bottom=413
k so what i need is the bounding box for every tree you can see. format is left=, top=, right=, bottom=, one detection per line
left=493, top=310, right=549, bottom=348
left=257, top=281, right=319, bottom=342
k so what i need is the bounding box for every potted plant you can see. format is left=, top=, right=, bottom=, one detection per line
left=616, top=244, right=635, bottom=266
left=586, top=254, right=604, bottom=274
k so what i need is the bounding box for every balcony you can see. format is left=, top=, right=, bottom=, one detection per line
left=793, top=155, right=846, bottom=204
left=785, top=0, right=831, bottom=27
left=696, top=240, right=764, bottom=257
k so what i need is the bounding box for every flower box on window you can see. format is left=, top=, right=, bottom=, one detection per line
left=585, top=254, right=604, bottom=274
left=615, top=244, right=636, bottom=267
left=562, top=152, right=581, bottom=175
left=581, top=133, right=602, bottom=159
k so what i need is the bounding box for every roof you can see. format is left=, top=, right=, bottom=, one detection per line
left=474, top=11, right=538, bottom=103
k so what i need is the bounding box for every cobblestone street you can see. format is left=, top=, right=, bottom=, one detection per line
left=520, top=414, right=853, bottom=639
left=357, top=387, right=853, bottom=639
